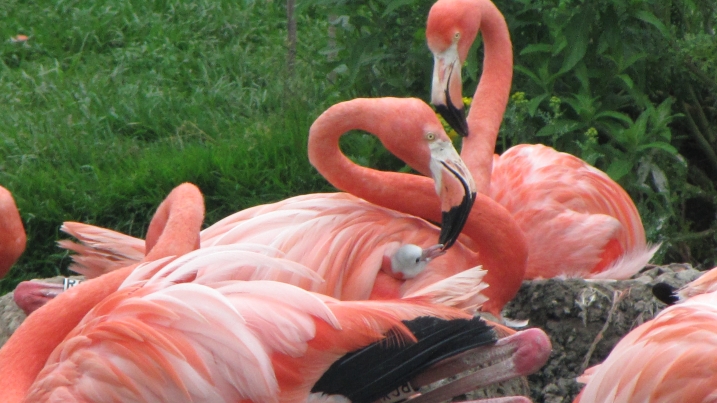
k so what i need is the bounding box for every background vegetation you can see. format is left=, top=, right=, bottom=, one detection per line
left=1, top=0, right=716, bottom=293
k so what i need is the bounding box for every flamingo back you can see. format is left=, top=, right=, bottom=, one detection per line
left=26, top=249, right=467, bottom=403
left=490, top=144, right=656, bottom=279
left=201, top=193, right=477, bottom=301
left=59, top=193, right=482, bottom=308
left=575, top=290, right=717, bottom=403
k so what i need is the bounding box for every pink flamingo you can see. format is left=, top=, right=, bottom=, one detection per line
left=52, top=97, right=528, bottom=317
left=0, top=186, right=26, bottom=278
left=426, top=0, right=658, bottom=279
left=573, top=267, right=717, bottom=402
left=3, top=188, right=550, bottom=402
left=4, top=247, right=549, bottom=402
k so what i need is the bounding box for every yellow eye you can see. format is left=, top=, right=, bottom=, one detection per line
left=454, top=32, right=461, bottom=40
left=426, top=132, right=436, bottom=141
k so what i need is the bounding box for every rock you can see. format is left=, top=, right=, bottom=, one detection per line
left=503, top=263, right=701, bottom=402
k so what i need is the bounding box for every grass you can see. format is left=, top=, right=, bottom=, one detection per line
left=0, top=0, right=351, bottom=292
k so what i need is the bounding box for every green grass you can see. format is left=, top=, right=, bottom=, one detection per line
left=0, top=0, right=350, bottom=292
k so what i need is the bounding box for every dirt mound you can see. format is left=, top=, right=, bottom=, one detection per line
left=503, top=264, right=700, bottom=402
left=0, top=265, right=701, bottom=401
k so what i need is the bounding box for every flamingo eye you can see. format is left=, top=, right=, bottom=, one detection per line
left=454, top=32, right=461, bottom=40
left=426, top=132, right=436, bottom=141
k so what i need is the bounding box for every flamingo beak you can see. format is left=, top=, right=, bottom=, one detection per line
left=420, top=244, right=446, bottom=262
left=429, top=140, right=476, bottom=250
left=431, top=46, right=468, bottom=137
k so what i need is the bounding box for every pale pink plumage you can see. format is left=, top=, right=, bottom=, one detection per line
left=574, top=268, right=717, bottom=402
left=426, top=0, right=657, bottom=279
left=63, top=194, right=485, bottom=308
left=489, top=144, right=659, bottom=279
left=57, top=221, right=146, bottom=277
left=25, top=246, right=470, bottom=403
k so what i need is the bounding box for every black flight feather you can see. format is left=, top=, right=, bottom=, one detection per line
left=311, top=316, right=496, bottom=403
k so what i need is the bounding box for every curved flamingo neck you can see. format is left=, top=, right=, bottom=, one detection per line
left=463, top=0, right=513, bottom=194
left=309, top=99, right=525, bottom=314
left=464, top=194, right=527, bottom=316
left=0, top=183, right=204, bottom=401
left=145, top=183, right=204, bottom=260
left=308, top=99, right=441, bottom=222
left=0, top=187, right=26, bottom=278
left=0, top=265, right=135, bottom=402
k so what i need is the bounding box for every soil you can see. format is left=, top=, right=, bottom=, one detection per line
left=502, top=263, right=701, bottom=402
left=0, top=265, right=702, bottom=402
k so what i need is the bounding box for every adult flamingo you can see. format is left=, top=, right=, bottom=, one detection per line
left=5, top=184, right=547, bottom=402
left=4, top=239, right=550, bottom=402
left=426, top=0, right=658, bottom=279
left=0, top=186, right=26, bottom=278
left=55, top=98, right=528, bottom=317
left=573, top=267, right=717, bottom=402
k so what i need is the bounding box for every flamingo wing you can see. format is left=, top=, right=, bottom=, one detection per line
left=59, top=222, right=146, bottom=278
left=490, top=144, right=658, bottom=279
left=27, top=248, right=469, bottom=403
left=61, top=193, right=480, bottom=304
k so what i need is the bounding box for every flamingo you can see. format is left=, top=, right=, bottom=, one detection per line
left=49, top=97, right=528, bottom=317
left=0, top=186, right=26, bottom=278
left=5, top=245, right=550, bottom=403
left=3, top=188, right=551, bottom=402
left=426, top=0, right=658, bottom=279
left=573, top=267, right=717, bottom=402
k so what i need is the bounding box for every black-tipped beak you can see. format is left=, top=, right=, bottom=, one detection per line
left=437, top=161, right=476, bottom=250
left=435, top=99, right=468, bottom=138
left=439, top=191, right=475, bottom=250
left=420, top=244, right=446, bottom=262
left=431, top=49, right=469, bottom=137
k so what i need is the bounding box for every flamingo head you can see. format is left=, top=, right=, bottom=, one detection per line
left=378, top=98, right=477, bottom=249
left=426, top=0, right=481, bottom=137
left=382, top=243, right=446, bottom=280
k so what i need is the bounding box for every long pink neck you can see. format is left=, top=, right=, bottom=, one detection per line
left=463, top=0, right=513, bottom=194
left=309, top=109, right=526, bottom=315
left=0, top=183, right=204, bottom=401
left=467, top=193, right=527, bottom=316
left=308, top=99, right=440, bottom=222
left=0, top=187, right=26, bottom=278
left=145, top=183, right=204, bottom=260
